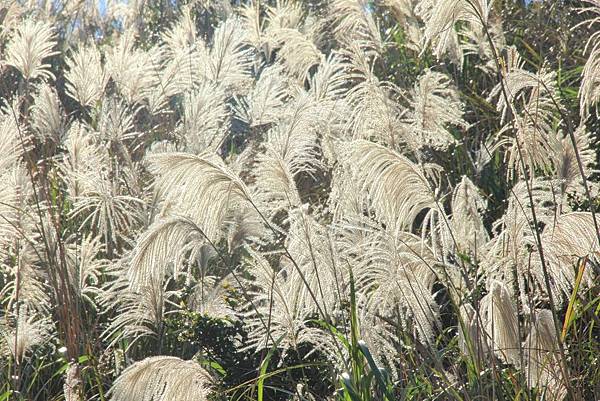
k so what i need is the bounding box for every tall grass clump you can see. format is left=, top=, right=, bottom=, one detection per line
left=0, top=0, right=599, bottom=400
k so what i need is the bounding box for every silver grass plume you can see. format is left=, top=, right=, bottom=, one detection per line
left=308, top=53, right=351, bottom=165
left=0, top=306, right=52, bottom=365
left=89, top=97, right=145, bottom=197
left=0, top=165, right=34, bottom=248
left=265, top=1, right=305, bottom=33
left=162, top=5, right=196, bottom=54
left=480, top=279, right=520, bottom=365
left=64, top=234, right=109, bottom=307
left=241, top=248, right=332, bottom=359
left=0, top=1, right=23, bottom=40
left=483, top=179, right=568, bottom=307
left=234, top=64, right=289, bottom=128
left=577, top=1, right=600, bottom=118
left=103, top=273, right=179, bottom=349
left=258, top=2, right=323, bottom=81
left=188, top=275, right=235, bottom=319
left=65, top=44, right=108, bottom=108
left=251, top=103, right=322, bottom=219
left=283, top=210, right=343, bottom=312
left=500, top=88, right=560, bottom=179
left=145, top=43, right=198, bottom=114
left=580, top=42, right=600, bottom=119
left=30, top=83, right=65, bottom=142
left=488, top=48, right=561, bottom=177
left=227, top=208, right=267, bottom=251
left=105, top=30, right=160, bottom=105
left=108, top=356, right=212, bottom=401
left=329, top=0, right=385, bottom=53
left=537, top=212, right=599, bottom=301
left=552, top=125, right=596, bottom=200
left=416, top=0, right=493, bottom=67
left=240, top=1, right=264, bottom=50
left=69, top=172, right=144, bottom=248
left=224, top=193, right=268, bottom=252
left=354, top=301, right=401, bottom=379
left=252, top=143, right=303, bottom=219
left=58, top=122, right=110, bottom=198
left=143, top=150, right=266, bottom=276
left=308, top=53, right=349, bottom=104
left=473, top=134, right=510, bottom=176
left=0, top=242, right=50, bottom=313
left=352, top=225, right=441, bottom=345
left=458, top=303, right=489, bottom=362
left=343, top=45, right=408, bottom=149
left=94, top=96, right=141, bottom=143
left=178, top=82, right=228, bottom=153
left=460, top=1, right=505, bottom=73
left=126, top=217, right=206, bottom=290
left=4, top=18, right=58, bottom=81
left=450, top=176, right=488, bottom=255
left=265, top=21, right=323, bottom=81
left=0, top=107, right=28, bottom=171
left=487, top=46, right=524, bottom=121
left=345, top=139, right=441, bottom=229
left=329, top=159, right=367, bottom=224
left=204, top=17, right=253, bottom=92
left=63, top=362, right=82, bottom=401
left=406, top=70, right=468, bottom=152
left=524, top=309, right=567, bottom=401
left=147, top=151, right=253, bottom=242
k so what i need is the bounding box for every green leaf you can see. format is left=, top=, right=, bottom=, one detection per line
left=358, top=340, right=395, bottom=400
left=258, top=335, right=284, bottom=401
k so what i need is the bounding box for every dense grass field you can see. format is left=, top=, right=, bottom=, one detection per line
left=0, top=0, right=599, bottom=400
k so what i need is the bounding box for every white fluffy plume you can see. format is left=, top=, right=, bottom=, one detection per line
left=109, top=356, right=212, bottom=401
